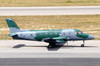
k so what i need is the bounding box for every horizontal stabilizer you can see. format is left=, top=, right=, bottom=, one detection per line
left=9, top=33, right=17, bottom=37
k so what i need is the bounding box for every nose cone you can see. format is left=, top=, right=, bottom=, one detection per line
left=88, top=35, right=95, bottom=40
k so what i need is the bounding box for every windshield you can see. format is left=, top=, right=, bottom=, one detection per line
left=76, top=31, right=83, bottom=34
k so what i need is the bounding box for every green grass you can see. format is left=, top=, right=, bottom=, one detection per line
left=0, top=15, right=100, bottom=40
left=0, top=0, right=100, bottom=6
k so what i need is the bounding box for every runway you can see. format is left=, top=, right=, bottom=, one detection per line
left=0, top=6, right=100, bottom=16
left=0, top=40, right=100, bottom=58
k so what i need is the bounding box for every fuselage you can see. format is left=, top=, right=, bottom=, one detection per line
left=10, top=29, right=94, bottom=41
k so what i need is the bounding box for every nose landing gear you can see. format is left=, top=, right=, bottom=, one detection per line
left=81, top=40, right=85, bottom=47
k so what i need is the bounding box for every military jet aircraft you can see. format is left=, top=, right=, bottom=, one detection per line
left=5, top=18, right=94, bottom=48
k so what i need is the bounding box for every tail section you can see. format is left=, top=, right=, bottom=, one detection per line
left=5, top=18, right=20, bottom=33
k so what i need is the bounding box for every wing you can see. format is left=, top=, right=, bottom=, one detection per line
left=53, top=37, right=67, bottom=43
left=43, top=37, right=67, bottom=43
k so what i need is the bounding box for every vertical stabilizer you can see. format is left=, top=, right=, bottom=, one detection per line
left=5, top=18, right=20, bottom=33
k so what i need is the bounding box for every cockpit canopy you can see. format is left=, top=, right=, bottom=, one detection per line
left=74, top=29, right=83, bottom=35
left=76, top=31, right=83, bottom=34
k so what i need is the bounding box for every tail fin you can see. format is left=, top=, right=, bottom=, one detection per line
left=5, top=18, right=20, bottom=33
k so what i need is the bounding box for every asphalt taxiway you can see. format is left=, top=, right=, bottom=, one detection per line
left=0, top=58, right=100, bottom=66
left=0, top=6, right=100, bottom=16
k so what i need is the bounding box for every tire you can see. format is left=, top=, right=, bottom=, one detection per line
left=81, top=44, right=84, bottom=47
left=48, top=45, right=52, bottom=48
left=48, top=43, right=56, bottom=48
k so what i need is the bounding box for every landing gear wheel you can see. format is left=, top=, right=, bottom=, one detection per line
left=48, top=45, right=52, bottom=48
left=81, top=44, right=84, bottom=47
left=48, top=43, right=56, bottom=48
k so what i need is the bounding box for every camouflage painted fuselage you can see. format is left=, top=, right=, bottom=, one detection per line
left=9, top=29, right=94, bottom=43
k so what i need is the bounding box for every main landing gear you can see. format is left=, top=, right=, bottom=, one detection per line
left=48, top=43, right=56, bottom=48
left=81, top=40, right=85, bottom=47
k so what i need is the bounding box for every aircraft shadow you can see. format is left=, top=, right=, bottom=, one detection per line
left=13, top=44, right=98, bottom=51
left=13, top=44, right=64, bottom=51
left=13, top=43, right=66, bottom=51
left=13, top=44, right=25, bottom=48
left=13, top=44, right=45, bottom=48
